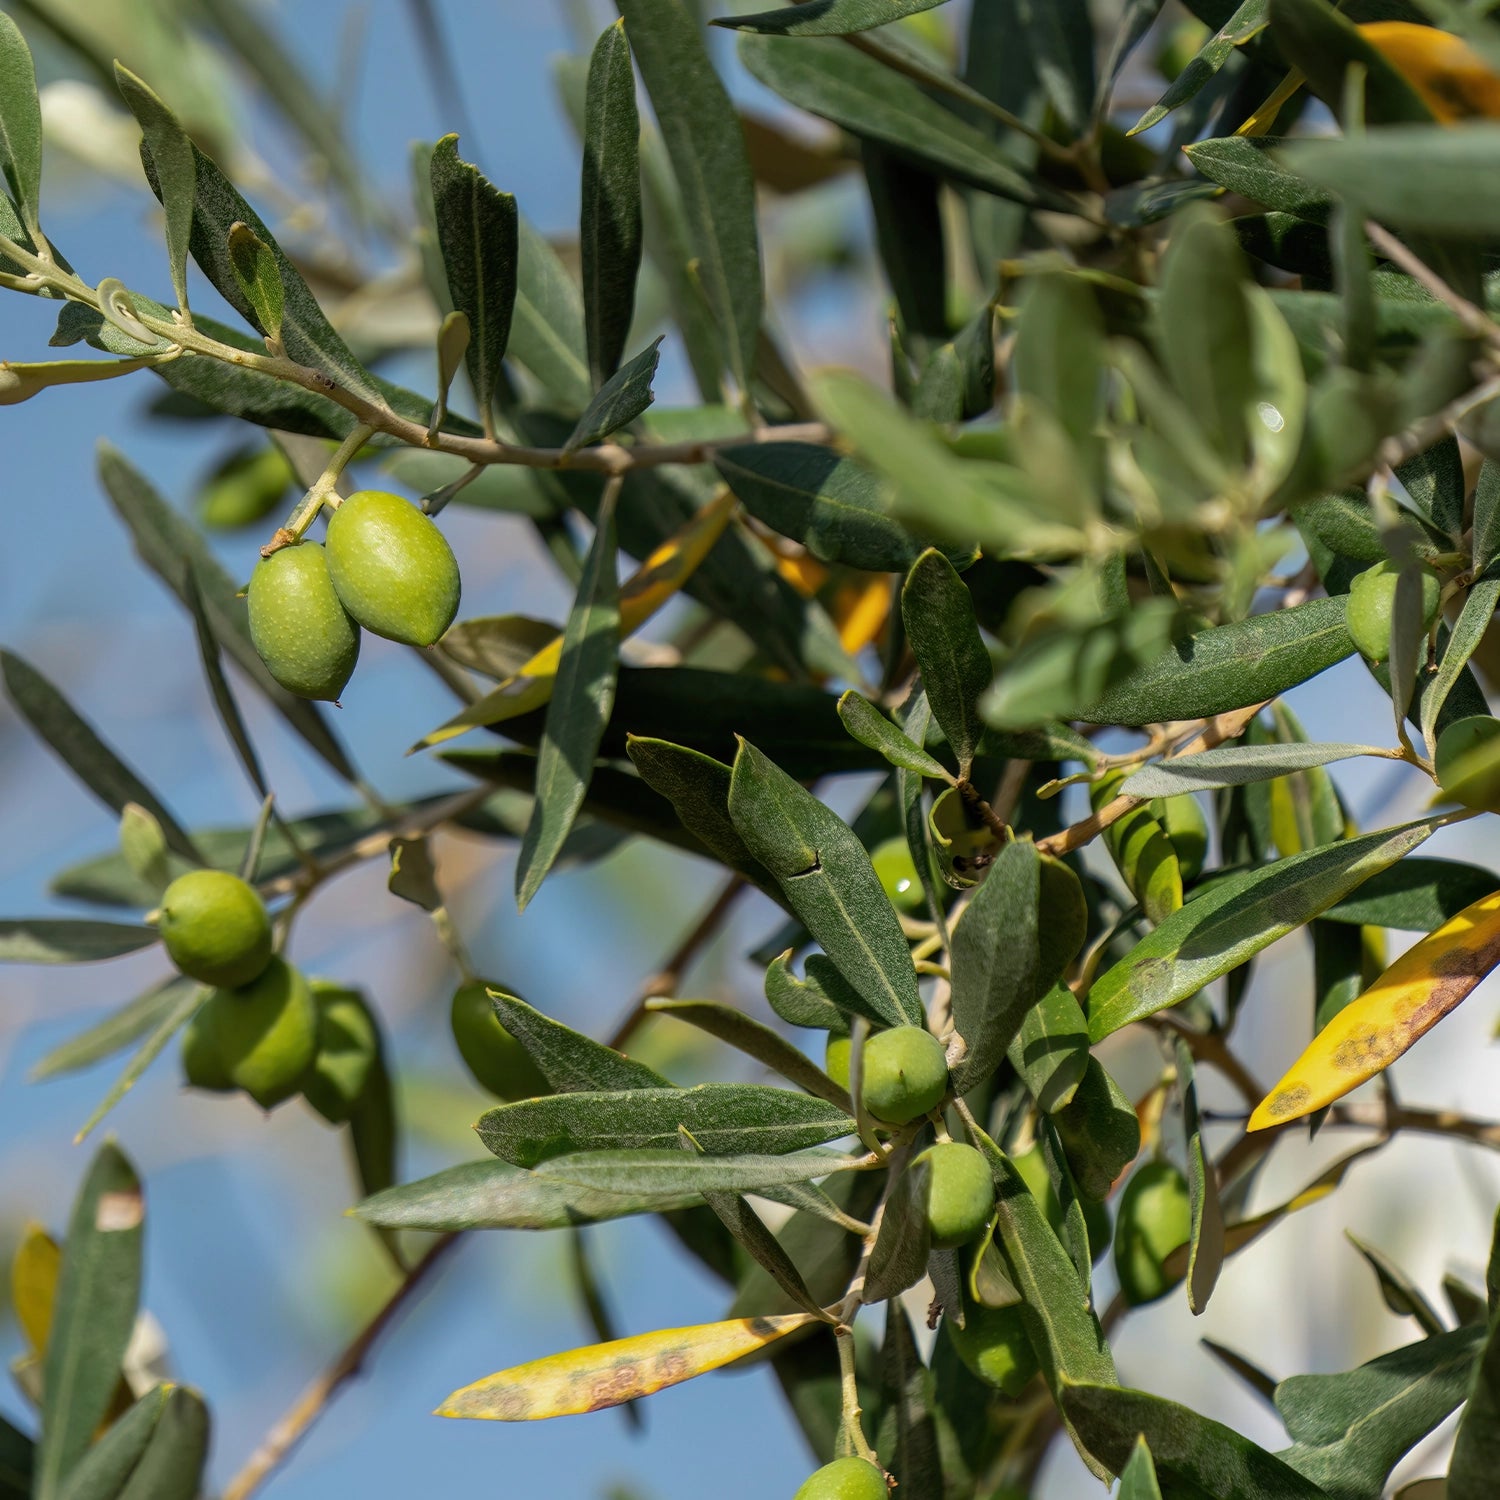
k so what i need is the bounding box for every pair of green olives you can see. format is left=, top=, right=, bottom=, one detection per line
left=793, top=1458, right=887, bottom=1499
left=247, top=490, right=461, bottom=701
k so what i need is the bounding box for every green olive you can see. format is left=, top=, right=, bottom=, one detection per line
left=869, top=836, right=923, bottom=911
left=324, top=489, right=461, bottom=646
left=180, top=1003, right=234, bottom=1092
left=1011, top=1145, right=1112, bottom=1264
left=1345, top=559, right=1440, bottom=664
left=913, top=1141, right=995, bottom=1249
left=157, top=869, right=272, bottom=988
left=1435, top=715, right=1500, bottom=813
left=945, top=1299, right=1039, bottom=1397
left=824, top=1032, right=851, bottom=1091
left=1153, top=794, right=1209, bottom=882
left=197, top=444, right=295, bottom=530
left=1113, top=1160, right=1192, bottom=1306
left=301, top=980, right=378, bottom=1124
left=792, top=1457, right=888, bottom=1500
left=199, top=956, right=319, bottom=1110
left=247, top=542, right=360, bottom=701
left=861, top=1025, right=948, bottom=1126
left=450, top=981, right=550, bottom=1101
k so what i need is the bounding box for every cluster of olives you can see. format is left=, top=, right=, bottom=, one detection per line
left=247, top=490, right=461, bottom=702
left=156, top=870, right=377, bottom=1116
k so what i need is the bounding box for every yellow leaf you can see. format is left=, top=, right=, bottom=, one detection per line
left=1235, top=68, right=1306, bottom=137
left=411, top=488, right=738, bottom=752
left=437, top=1312, right=816, bottom=1421
left=773, top=549, right=828, bottom=599
left=1360, top=22, right=1500, bottom=122
left=834, top=576, right=892, bottom=655
left=11, top=1224, right=60, bottom=1356
left=1250, top=888, right=1500, bottom=1130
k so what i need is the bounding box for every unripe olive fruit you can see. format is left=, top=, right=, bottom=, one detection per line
left=861, top=1025, right=949, bottom=1125
left=180, top=1005, right=234, bottom=1092
left=324, top=489, right=461, bottom=646
left=869, top=836, right=922, bottom=912
left=1345, top=559, right=1440, bottom=664
left=913, top=1141, right=995, bottom=1249
left=1011, top=1145, right=1111, bottom=1263
left=792, top=1456, right=888, bottom=1500
left=1434, top=714, right=1500, bottom=813
left=1153, top=794, right=1209, bottom=882
left=247, top=542, right=360, bottom=701
left=824, top=1032, right=851, bottom=1091
left=945, top=1300, right=1039, bottom=1397
left=450, top=982, right=550, bottom=1101
left=301, top=980, right=378, bottom=1124
left=197, top=956, right=319, bottom=1110
left=157, top=869, right=272, bottom=988
left=197, top=444, right=295, bottom=530
left=1113, top=1160, right=1192, bottom=1306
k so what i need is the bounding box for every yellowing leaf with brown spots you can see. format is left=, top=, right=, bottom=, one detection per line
left=1360, top=22, right=1500, bottom=122
left=1250, top=888, right=1500, bottom=1129
left=436, top=1312, right=817, bottom=1420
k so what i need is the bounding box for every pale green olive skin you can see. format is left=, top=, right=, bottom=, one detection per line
left=870, top=836, right=923, bottom=911
left=158, top=869, right=273, bottom=988
left=945, top=1300, right=1039, bottom=1396
left=198, top=956, right=319, bottom=1111
left=824, top=1033, right=852, bottom=1091
left=325, top=490, right=461, bottom=647
left=861, top=1026, right=949, bottom=1126
left=1435, top=715, right=1500, bottom=812
left=247, top=542, right=360, bottom=701
left=913, top=1141, right=995, bottom=1249
left=1113, top=1160, right=1192, bottom=1306
left=1345, top=560, right=1440, bottom=664
left=302, top=980, right=378, bottom=1124
left=198, top=444, right=295, bottom=530
left=450, top=982, right=550, bottom=1101
left=792, top=1456, right=888, bottom=1500
left=180, top=1005, right=235, bottom=1092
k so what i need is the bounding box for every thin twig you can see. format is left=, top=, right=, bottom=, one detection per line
left=221, top=1232, right=462, bottom=1500
left=1364, top=221, right=1500, bottom=348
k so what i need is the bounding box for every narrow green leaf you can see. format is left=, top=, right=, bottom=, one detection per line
left=1346, top=1233, right=1445, bottom=1337
left=537, top=1147, right=864, bottom=1199
left=1176, top=1041, right=1226, bottom=1316
left=516, top=487, right=621, bottom=909
left=866, top=144, right=947, bottom=345
left=714, top=0, right=950, bottom=35
left=617, top=0, right=761, bottom=389
left=354, top=1159, right=702, bottom=1232
left=113, top=1386, right=209, bottom=1500
left=1186, top=135, right=1330, bottom=222
left=1, top=650, right=201, bottom=862
left=113, top=66, right=194, bottom=315
left=738, top=33, right=1058, bottom=207
left=96, top=444, right=358, bottom=784
left=1471, top=461, right=1500, bottom=582
left=1007, top=982, right=1089, bottom=1114
left=1012, top=0, right=1092, bottom=137
left=36, top=1144, right=144, bottom=1500
left=1122, top=742, right=1387, bottom=798
left=1320, top=857, right=1500, bottom=930
left=511, top=214, right=592, bottom=410
left=0, top=920, right=160, bottom=965
left=875, top=1300, right=943, bottom=1500
left=225, top=221, right=283, bottom=343
left=55, top=1385, right=168, bottom=1500
left=430, top=134, right=517, bottom=419
left=581, top=19, right=643, bottom=384
left=0, top=1412, right=29, bottom=1500
left=489, top=991, right=670, bottom=1092
left=648, top=999, right=852, bottom=1111
left=1118, top=1435, right=1165, bottom=1500
left=1130, top=1, right=1268, bottom=135
left=728, top=739, right=924, bottom=1027
left=950, top=839, right=1039, bottom=1089
left=0, top=10, right=40, bottom=233
left=477, top=1083, right=855, bottom=1167
left=118, top=804, right=170, bottom=895
left=864, top=1156, right=932, bottom=1304
left=837, top=691, right=949, bottom=779
left=74, top=984, right=205, bottom=1142
left=564, top=337, right=661, bottom=452
left=763, top=952, right=846, bottom=1031
left=1449, top=1316, right=1500, bottom=1499
left=1081, top=596, right=1355, bottom=726
left=183, top=565, right=268, bottom=800
left=1089, top=818, right=1442, bottom=1040
left=1062, top=1383, right=1329, bottom=1498
left=902, top=550, right=992, bottom=774
left=31, top=977, right=195, bottom=1081
left=1053, top=1057, right=1141, bottom=1200
left=1201, top=1340, right=1281, bottom=1408
left=1276, top=1325, right=1484, bottom=1498
left=347, top=1044, right=400, bottom=1264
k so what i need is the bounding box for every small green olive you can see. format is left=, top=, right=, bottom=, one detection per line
left=247, top=542, right=360, bottom=701
left=1153, top=793, right=1209, bottom=883
left=1435, top=714, right=1500, bottom=813
left=1113, top=1160, right=1192, bottom=1306
left=450, top=981, right=550, bottom=1101
left=945, top=1299, right=1039, bottom=1397
left=792, top=1457, right=888, bottom=1500
left=180, top=1004, right=234, bottom=1092
left=824, top=1032, right=851, bottom=1091
left=913, top=1141, right=995, bottom=1249
left=199, top=956, right=319, bottom=1110
left=1345, top=559, right=1440, bottom=664
left=197, top=444, right=295, bottom=530
left=324, top=489, right=461, bottom=647
left=301, top=980, right=378, bottom=1124
left=157, top=869, right=272, bottom=988
left=869, top=836, right=923, bottom=911
left=861, top=1025, right=948, bottom=1126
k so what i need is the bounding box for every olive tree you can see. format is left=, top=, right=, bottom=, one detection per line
left=5, top=0, right=1500, bottom=1495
